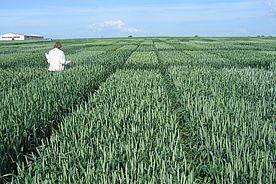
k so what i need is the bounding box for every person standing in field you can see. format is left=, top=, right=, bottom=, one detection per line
left=45, top=42, right=71, bottom=71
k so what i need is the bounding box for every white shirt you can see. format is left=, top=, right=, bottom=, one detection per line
left=46, top=48, right=70, bottom=71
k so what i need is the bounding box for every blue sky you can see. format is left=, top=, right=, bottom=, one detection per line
left=0, top=0, right=275, bottom=38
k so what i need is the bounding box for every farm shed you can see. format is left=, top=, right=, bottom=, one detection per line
left=0, top=32, right=44, bottom=41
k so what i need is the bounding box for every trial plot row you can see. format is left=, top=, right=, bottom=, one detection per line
left=169, top=66, right=275, bottom=183
left=0, top=50, right=132, bottom=178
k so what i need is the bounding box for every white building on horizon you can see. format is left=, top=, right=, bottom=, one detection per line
left=0, top=32, right=44, bottom=41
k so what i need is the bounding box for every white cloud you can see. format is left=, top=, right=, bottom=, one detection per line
left=88, top=20, right=140, bottom=33
left=121, top=27, right=140, bottom=33
left=267, top=0, right=276, bottom=15
left=88, top=24, right=101, bottom=31
left=102, top=20, right=125, bottom=29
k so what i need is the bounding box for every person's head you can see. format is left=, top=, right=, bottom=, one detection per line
left=54, top=42, right=62, bottom=49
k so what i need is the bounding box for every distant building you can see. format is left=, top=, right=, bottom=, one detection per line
left=0, top=32, right=44, bottom=41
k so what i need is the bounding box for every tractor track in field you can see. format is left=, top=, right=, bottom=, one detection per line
left=153, top=40, right=203, bottom=182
